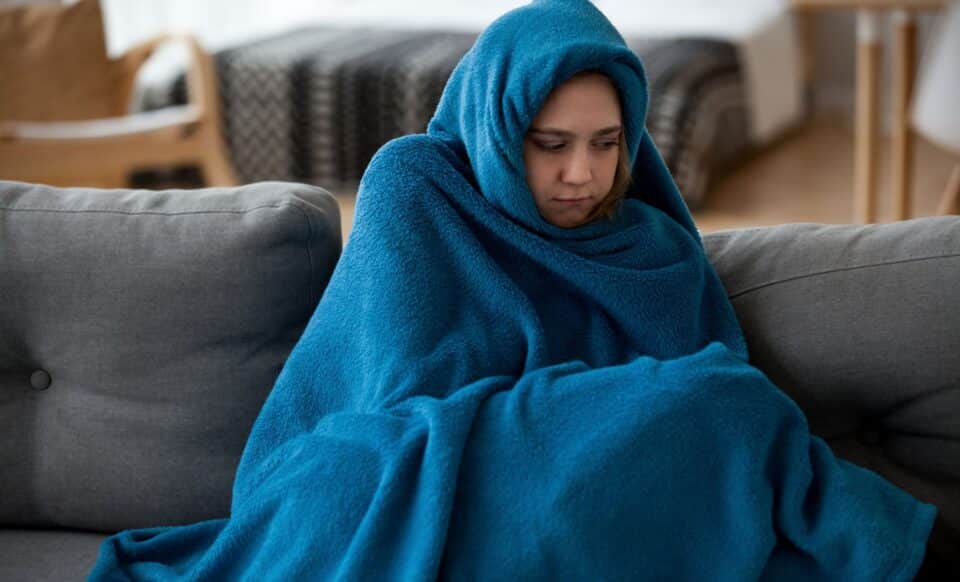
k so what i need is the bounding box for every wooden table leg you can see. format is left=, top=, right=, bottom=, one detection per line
left=855, top=10, right=882, bottom=224
left=891, top=9, right=917, bottom=221
left=798, top=11, right=817, bottom=118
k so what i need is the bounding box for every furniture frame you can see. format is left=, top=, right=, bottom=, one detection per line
left=0, top=0, right=236, bottom=188
left=792, top=0, right=947, bottom=222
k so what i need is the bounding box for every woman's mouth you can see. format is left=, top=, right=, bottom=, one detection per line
left=553, top=196, right=590, bottom=205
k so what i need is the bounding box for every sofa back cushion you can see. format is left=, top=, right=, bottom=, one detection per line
left=703, top=216, right=960, bottom=561
left=0, top=180, right=340, bottom=532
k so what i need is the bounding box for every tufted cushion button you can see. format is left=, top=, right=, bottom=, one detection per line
left=857, top=424, right=884, bottom=446
left=30, top=370, right=52, bottom=391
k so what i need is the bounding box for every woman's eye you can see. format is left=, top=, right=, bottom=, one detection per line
left=593, top=141, right=618, bottom=150
left=535, top=141, right=566, bottom=152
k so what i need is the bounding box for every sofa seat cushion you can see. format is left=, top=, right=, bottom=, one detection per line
left=0, top=180, right=340, bottom=533
left=703, top=215, right=960, bottom=566
left=0, top=528, right=106, bottom=582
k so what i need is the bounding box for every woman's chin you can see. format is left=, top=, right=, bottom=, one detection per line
left=545, top=213, right=588, bottom=229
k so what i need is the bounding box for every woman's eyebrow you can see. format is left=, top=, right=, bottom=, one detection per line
left=528, top=125, right=622, bottom=137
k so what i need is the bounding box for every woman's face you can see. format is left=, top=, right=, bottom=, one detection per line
left=523, top=73, right=622, bottom=229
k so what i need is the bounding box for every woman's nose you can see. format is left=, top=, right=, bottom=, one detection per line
left=560, top=150, right=592, bottom=185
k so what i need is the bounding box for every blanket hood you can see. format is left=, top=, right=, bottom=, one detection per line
left=427, top=0, right=698, bottom=240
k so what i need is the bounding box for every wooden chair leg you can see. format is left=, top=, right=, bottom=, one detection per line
left=936, top=164, right=960, bottom=216
left=199, top=133, right=238, bottom=187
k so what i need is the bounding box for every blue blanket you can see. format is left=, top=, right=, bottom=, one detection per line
left=90, top=1, right=935, bottom=579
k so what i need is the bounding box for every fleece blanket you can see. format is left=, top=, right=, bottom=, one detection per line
left=90, top=1, right=935, bottom=579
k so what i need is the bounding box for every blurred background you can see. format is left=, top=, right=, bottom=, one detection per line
left=2, top=0, right=958, bottom=241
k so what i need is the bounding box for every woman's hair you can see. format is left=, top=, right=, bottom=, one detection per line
left=586, top=130, right=632, bottom=223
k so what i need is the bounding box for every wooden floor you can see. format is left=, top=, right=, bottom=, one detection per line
left=331, top=120, right=957, bottom=243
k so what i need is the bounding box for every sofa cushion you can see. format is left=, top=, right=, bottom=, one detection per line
left=0, top=180, right=340, bottom=532
left=0, top=528, right=106, bottom=582
left=703, top=216, right=960, bottom=565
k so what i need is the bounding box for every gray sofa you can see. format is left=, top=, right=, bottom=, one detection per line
left=1, top=180, right=957, bottom=580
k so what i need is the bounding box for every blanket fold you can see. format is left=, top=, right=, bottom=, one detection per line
left=90, top=1, right=935, bottom=580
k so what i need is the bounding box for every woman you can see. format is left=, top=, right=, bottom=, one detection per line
left=91, top=0, right=936, bottom=579
left=522, top=70, right=630, bottom=229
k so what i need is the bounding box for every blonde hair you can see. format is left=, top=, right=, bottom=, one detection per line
left=584, top=130, right=633, bottom=223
